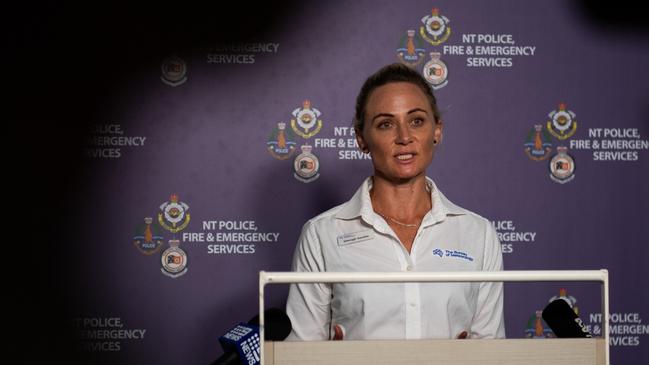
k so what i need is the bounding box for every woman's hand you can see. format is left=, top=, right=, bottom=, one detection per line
left=333, top=324, right=344, bottom=340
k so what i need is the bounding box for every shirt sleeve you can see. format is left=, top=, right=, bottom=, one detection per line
left=470, top=222, right=506, bottom=339
left=285, top=220, right=333, bottom=340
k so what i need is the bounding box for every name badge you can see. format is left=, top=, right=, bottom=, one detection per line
left=337, top=230, right=375, bottom=246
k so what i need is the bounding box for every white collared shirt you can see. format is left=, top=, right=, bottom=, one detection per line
left=286, top=177, right=505, bottom=340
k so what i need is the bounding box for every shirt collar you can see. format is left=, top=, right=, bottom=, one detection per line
left=334, top=177, right=466, bottom=225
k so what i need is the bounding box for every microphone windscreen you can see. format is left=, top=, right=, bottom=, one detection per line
left=248, top=308, right=292, bottom=341
left=542, top=299, right=591, bottom=338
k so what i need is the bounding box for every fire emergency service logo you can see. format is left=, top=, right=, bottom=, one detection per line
left=420, top=8, right=451, bottom=46
left=290, top=100, right=323, bottom=139
left=546, top=103, right=577, bottom=140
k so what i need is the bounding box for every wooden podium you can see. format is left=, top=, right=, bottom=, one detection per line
left=263, top=338, right=606, bottom=365
left=259, top=270, right=610, bottom=365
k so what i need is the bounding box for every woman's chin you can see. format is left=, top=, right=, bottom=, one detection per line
left=377, top=168, right=424, bottom=183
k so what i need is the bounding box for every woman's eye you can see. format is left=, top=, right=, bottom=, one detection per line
left=411, top=118, right=424, bottom=126
left=378, top=121, right=392, bottom=129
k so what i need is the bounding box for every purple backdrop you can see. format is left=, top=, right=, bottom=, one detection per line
left=38, top=1, right=648, bottom=363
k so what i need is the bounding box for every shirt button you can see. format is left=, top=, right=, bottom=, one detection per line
left=409, top=302, right=416, bottom=307
left=406, top=265, right=413, bottom=271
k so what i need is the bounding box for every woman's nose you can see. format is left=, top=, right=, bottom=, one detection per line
left=395, top=122, right=412, bottom=144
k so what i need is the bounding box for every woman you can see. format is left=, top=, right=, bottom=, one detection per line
left=286, top=63, right=505, bottom=341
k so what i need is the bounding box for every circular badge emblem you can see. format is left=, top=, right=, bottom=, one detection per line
left=294, top=145, right=320, bottom=183
left=161, top=246, right=188, bottom=277
left=549, top=147, right=575, bottom=183
left=423, top=53, right=448, bottom=90
left=161, top=56, right=187, bottom=86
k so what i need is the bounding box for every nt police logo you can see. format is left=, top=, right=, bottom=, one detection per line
left=157, top=194, right=191, bottom=278
left=133, top=217, right=164, bottom=255
left=524, top=288, right=579, bottom=338
left=524, top=103, right=579, bottom=183
left=525, top=310, right=554, bottom=338
left=267, top=122, right=297, bottom=160
left=133, top=194, right=191, bottom=278
left=397, top=30, right=426, bottom=68
left=524, top=125, right=553, bottom=161
left=267, top=100, right=325, bottom=184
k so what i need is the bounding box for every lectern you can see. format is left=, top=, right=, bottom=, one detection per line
left=259, top=270, right=610, bottom=365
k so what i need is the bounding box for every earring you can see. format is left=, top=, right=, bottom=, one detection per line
left=433, top=139, right=438, bottom=145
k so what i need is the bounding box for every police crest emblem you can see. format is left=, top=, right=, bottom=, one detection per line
left=420, top=8, right=451, bottom=46
left=133, top=217, right=164, bottom=255
left=293, top=145, right=320, bottom=183
left=549, top=288, right=579, bottom=312
left=158, top=194, right=191, bottom=233
left=161, top=239, right=188, bottom=278
left=524, top=125, right=553, bottom=161
left=397, top=30, right=426, bottom=68
left=549, top=146, right=575, bottom=183
left=267, top=122, right=297, bottom=160
left=423, top=52, right=448, bottom=90
left=546, top=103, right=577, bottom=140
left=525, top=310, right=555, bottom=338
left=160, top=55, right=188, bottom=87
left=290, top=100, right=323, bottom=138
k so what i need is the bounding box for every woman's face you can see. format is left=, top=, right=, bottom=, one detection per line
left=357, top=82, right=442, bottom=182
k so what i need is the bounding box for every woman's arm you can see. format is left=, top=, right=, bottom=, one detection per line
left=470, top=223, right=506, bottom=339
left=285, top=221, right=333, bottom=340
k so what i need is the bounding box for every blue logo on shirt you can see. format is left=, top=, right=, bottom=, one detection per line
left=433, top=248, right=474, bottom=262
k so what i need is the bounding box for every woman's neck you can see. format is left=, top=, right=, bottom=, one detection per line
left=369, top=174, right=432, bottom=222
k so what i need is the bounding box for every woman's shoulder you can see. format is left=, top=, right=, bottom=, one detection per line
left=301, top=177, right=369, bottom=231
left=301, top=201, right=350, bottom=230
left=436, top=188, right=494, bottom=229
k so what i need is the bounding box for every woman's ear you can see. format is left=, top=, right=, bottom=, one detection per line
left=433, top=120, right=443, bottom=145
left=355, top=128, right=370, bottom=153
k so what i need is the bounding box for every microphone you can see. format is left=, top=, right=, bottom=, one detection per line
left=211, top=308, right=292, bottom=365
left=542, top=299, right=592, bottom=338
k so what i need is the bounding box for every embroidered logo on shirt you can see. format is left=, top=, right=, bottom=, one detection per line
left=432, top=248, right=474, bottom=262
left=337, top=230, right=375, bottom=246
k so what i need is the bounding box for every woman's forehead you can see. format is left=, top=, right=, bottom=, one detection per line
left=366, top=82, right=431, bottom=112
